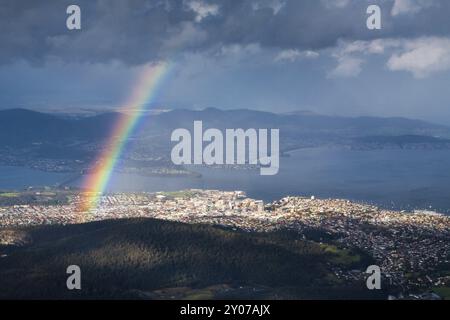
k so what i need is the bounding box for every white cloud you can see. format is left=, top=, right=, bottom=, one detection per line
left=329, top=37, right=450, bottom=79
left=327, top=39, right=387, bottom=78
left=387, top=37, right=450, bottom=78
left=391, top=0, right=435, bottom=16
left=321, top=0, right=350, bottom=9
left=339, top=38, right=416, bottom=56
left=328, top=56, right=364, bottom=78
left=163, top=22, right=208, bottom=51
left=218, top=44, right=262, bottom=57
left=275, top=49, right=319, bottom=62
left=211, top=43, right=264, bottom=66
left=252, top=0, right=286, bottom=15
left=186, top=0, right=219, bottom=22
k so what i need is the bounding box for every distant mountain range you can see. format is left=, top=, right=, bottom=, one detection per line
left=0, top=108, right=118, bottom=147
left=136, top=107, right=450, bottom=151
left=2, top=107, right=450, bottom=145
left=1, top=108, right=450, bottom=172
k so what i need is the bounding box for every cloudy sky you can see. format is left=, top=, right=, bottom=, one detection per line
left=1, top=0, right=450, bottom=124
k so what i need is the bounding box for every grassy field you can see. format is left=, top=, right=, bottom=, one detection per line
left=433, top=287, right=450, bottom=300
left=0, top=189, right=73, bottom=206
left=320, top=244, right=362, bottom=266
left=0, top=192, right=20, bottom=198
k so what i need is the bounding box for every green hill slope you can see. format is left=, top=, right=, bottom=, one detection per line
left=0, top=218, right=382, bottom=299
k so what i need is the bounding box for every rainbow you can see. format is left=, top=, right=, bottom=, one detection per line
left=79, top=62, right=174, bottom=214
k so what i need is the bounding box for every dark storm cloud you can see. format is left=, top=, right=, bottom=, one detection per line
left=0, top=0, right=449, bottom=65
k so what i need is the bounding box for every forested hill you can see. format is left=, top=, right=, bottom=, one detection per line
left=0, top=218, right=382, bottom=299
